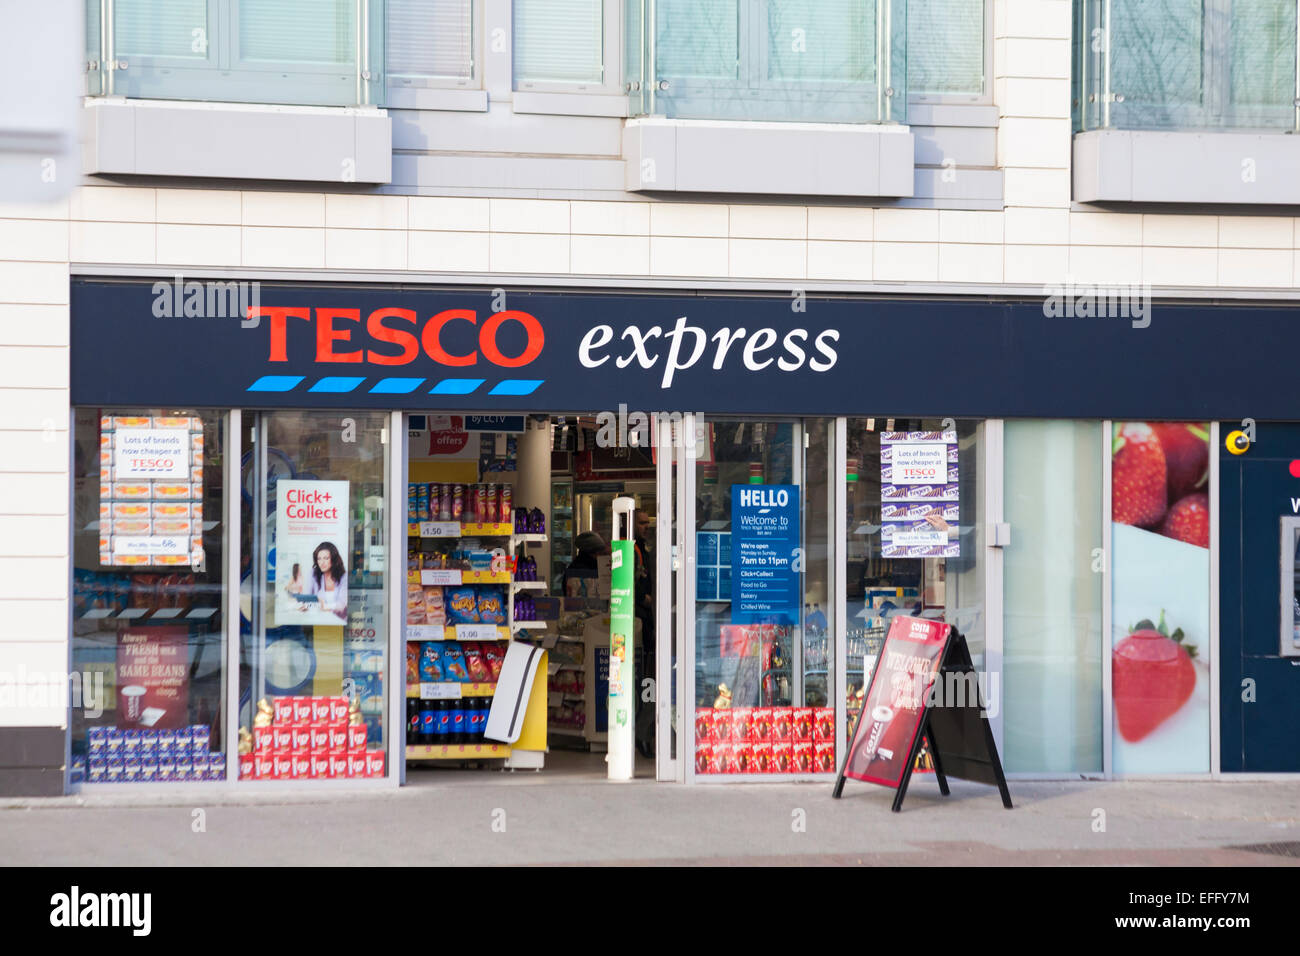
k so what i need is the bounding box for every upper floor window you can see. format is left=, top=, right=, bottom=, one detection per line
left=387, top=0, right=476, bottom=87
left=515, top=0, right=609, bottom=88
left=1075, top=0, right=1300, bottom=131
left=908, top=0, right=985, bottom=98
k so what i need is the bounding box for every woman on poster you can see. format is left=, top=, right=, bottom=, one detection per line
left=304, top=541, right=349, bottom=621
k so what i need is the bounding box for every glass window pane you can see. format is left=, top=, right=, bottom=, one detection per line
left=115, top=0, right=210, bottom=59
left=1003, top=420, right=1103, bottom=774
left=1228, top=0, right=1297, bottom=110
left=388, top=0, right=474, bottom=80
left=239, top=0, right=356, bottom=66
left=767, top=0, right=873, bottom=82
left=1109, top=0, right=1205, bottom=112
left=906, top=0, right=984, bottom=95
left=71, top=409, right=228, bottom=785
left=693, top=419, right=836, bottom=776
left=1111, top=422, right=1211, bottom=773
left=239, top=412, right=390, bottom=781
left=514, top=0, right=603, bottom=85
left=656, top=0, right=739, bottom=79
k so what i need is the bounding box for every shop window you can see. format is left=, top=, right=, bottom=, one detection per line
left=843, top=418, right=984, bottom=773
left=70, top=408, right=229, bottom=785
left=693, top=418, right=836, bottom=776
left=1110, top=421, right=1212, bottom=772
left=238, top=411, right=390, bottom=782
left=1003, top=420, right=1104, bottom=774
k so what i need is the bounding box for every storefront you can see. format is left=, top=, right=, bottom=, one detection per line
left=65, top=278, right=1300, bottom=788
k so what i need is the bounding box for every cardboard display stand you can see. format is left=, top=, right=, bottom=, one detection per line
left=832, top=616, right=1011, bottom=812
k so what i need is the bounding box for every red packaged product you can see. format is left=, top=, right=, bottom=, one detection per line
left=793, top=707, right=814, bottom=742
left=750, top=707, right=773, bottom=742
left=238, top=752, right=255, bottom=779
left=366, top=749, right=386, bottom=777
left=694, top=707, right=713, bottom=742
left=310, top=725, right=330, bottom=753
left=711, top=708, right=732, bottom=743
left=712, top=741, right=733, bottom=775
left=253, top=726, right=274, bottom=753
left=291, top=726, right=312, bottom=753
left=772, top=740, right=793, bottom=774
left=462, top=642, right=490, bottom=683
left=813, top=707, right=835, bottom=742
left=272, top=726, right=293, bottom=754
left=771, top=708, right=792, bottom=741
left=694, top=740, right=713, bottom=774
left=499, top=485, right=512, bottom=524
left=347, top=753, right=367, bottom=778
left=310, top=754, right=330, bottom=779
left=482, top=643, right=505, bottom=682
left=273, top=697, right=294, bottom=725
left=311, top=696, right=331, bottom=724
left=730, top=742, right=748, bottom=774
left=273, top=754, right=293, bottom=779
left=348, top=724, right=368, bottom=751
left=292, top=753, right=311, bottom=779
left=814, top=740, right=837, bottom=774
left=328, top=724, right=349, bottom=754
left=406, top=644, right=419, bottom=685
left=292, top=695, right=313, bottom=726
left=254, top=753, right=274, bottom=779
left=792, top=741, right=814, bottom=774
left=329, top=696, right=350, bottom=723
left=329, top=754, right=349, bottom=779
left=752, top=741, right=773, bottom=773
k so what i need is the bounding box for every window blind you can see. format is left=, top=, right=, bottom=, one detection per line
left=514, top=0, right=603, bottom=85
left=238, top=0, right=356, bottom=66
left=115, top=0, right=210, bottom=59
left=906, top=0, right=984, bottom=96
left=388, top=0, right=474, bottom=80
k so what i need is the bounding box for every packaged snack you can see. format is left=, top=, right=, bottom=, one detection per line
left=694, top=740, right=713, bottom=774
left=419, top=643, right=444, bottom=682
left=445, top=586, right=479, bottom=624
left=423, top=587, right=446, bottom=626
left=406, top=644, right=419, bottom=684
left=814, top=740, right=837, bottom=774
left=753, top=741, right=773, bottom=773
left=813, top=707, right=835, bottom=743
left=482, top=642, right=505, bottom=682
left=793, top=741, right=814, bottom=773
left=734, top=741, right=754, bottom=773
left=112, top=483, right=152, bottom=499
left=712, top=741, right=733, bottom=775
left=500, top=485, right=512, bottom=524
left=405, top=584, right=426, bottom=626
left=793, top=707, right=814, bottom=742
left=451, top=484, right=464, bottom=521
left=772, top=707, right=793, bottom=741
left=711, top=708, right=732, bottom=743
left=730, top=707, right=753, bottom=744
left=462, top=642, right=490, bottom=683
left=751, top=707, right=773, bottom=742
left=695, top=707, right=713, bottom=742
left=407, top=483, right=418, bottom=522
left=420, top=552, right=442, bottom=570
left=476, top=587, right=506, bottom=625
left=437, top=483, right=452, bottom=522
left=772, top=740, right=793, bottom=774
left=152, top=483, right=193, bottom=500
left=442, top=643, right=470, bottom=682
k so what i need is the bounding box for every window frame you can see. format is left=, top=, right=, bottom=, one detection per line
left=385, top=0, right=483, bottom=94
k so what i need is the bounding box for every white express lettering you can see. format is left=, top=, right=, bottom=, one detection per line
left=578, top=324, right=614, bottom=368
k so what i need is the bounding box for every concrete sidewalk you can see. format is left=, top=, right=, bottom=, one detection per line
left=2, top=760, right=1297, bottom=865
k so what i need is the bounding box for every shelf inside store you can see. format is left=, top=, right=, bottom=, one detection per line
left=512, top=533, right=548, bottom=545
left=406, top=682, right=497, bottom=698
left=407, top=521, right=515, bottom=538
left=408, top=569, right=510, bottom=586
left=509, top=580, right=547, bottom=590
left=406, top=625, right=509, bottom=642
left=511, top=620, right=548, bottom=631
left=406, top=742, right=510, bottom=760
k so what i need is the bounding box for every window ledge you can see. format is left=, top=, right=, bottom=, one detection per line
left=1075, top=129, right=1300, bottom=204
left=512, top=91, right=627, bottom=118
left=386, top=87, right=488, bottom=113
left=623, top=117, right=914, bottom=198
left=84, top=97, right=392, bottom=184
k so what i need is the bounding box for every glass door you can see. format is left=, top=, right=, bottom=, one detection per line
left=239, top=411, right=391, bottom=782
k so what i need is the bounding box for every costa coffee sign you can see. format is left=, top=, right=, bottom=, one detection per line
left=71, top=279, right=1298, bottom=418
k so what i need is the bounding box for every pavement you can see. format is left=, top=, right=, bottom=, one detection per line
left=2, top=751, right=1298, bottom=866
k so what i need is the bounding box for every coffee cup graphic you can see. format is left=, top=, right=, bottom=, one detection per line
left=121, top=685, right=147, bottom=723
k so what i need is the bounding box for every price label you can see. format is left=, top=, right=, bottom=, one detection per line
left=406, top=625, right=443, bottom=641
left=419, top=522, right=461, bottom=538
left=419, top=682, right=461, bottom=699
left=455, top=624, right=501, bottom=641
left=420, top=569, right=461, bottom=586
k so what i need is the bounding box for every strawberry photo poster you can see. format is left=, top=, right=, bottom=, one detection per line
left=1110, top=423, right=1210, bottom=773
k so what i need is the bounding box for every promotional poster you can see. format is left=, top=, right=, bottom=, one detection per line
left=116, top=627, right=190, bottom=730
left=844, top=616, right=952, bottom=788
left=274, top=479, right=351, bottom=627
left=730, top=484, right=800, bottom=624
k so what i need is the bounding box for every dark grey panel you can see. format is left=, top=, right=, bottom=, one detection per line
left=0, top=768, right=64, bottom=797
left=0, top=726, right=64, bottom=767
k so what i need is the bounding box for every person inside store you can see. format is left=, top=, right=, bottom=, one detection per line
left=563, top=530, right=608, bottom=599
left=633, top=509, right=655, bottom=757
left=306, top=541, right=349, bottom=620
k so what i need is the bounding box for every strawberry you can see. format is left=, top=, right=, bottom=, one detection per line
left=1112, top=423, right=1167, bottom=527
left=1113, top=611, right=1197, bottom=743
left=1150, top=423, right=1209, bottom=503
left=1160, top=493, right=1209, bottom=548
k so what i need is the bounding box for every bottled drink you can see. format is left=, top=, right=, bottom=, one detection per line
left=418, top=698, right=437, bottom=743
